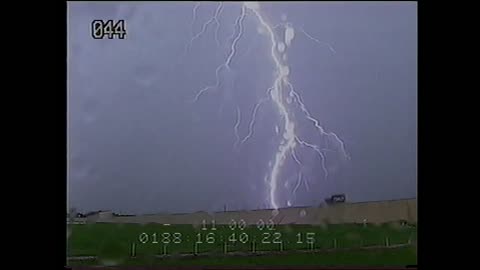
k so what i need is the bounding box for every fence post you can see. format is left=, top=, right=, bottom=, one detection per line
left=385, top=237, right=390, bottom=247
left=130, top=242, right=136, bottom=258
left=333, top=238, right=337, bottom=249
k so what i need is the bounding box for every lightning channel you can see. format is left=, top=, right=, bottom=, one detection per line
left=190, top=2, right=201, bottom=35
left=299, top=27, right=337, bottom=54
left=188, top=2, right=349, bottom=210
left=234, top=105, right=242, bottom=149
left=291, top=148, right=302, bottom=167
left=214, top=2, right=224, bottom=48
left=295, top=136, right=329, bottom=180
left=226, top=5, right=246, bottom=67
left=192, top=5, right=247, bottom=103
left=245, top=2, right=340, bottom=209
left=239, top=87, right=273, bottom=146
left=293, top=171, right=303, bottom=195
left=184, top=3, right=224, bottom=59
left=286, top=81, right=350, bottom=160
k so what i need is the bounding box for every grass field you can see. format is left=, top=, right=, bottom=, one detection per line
left=67, top=222, right=417, bottom=266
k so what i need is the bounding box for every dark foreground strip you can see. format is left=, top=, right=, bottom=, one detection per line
left=67, top=256, right=97, bottom=261
left=153, top=243, right=412, bottom=260
left=67, top=243, right=411, bottom=262
left=68, top=266, right=416, bottom=270
left=67, top=243, right=415, bottom=269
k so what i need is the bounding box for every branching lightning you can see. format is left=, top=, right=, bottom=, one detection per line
left=187, top=2, right=349, bottom=210
left=190, top=2, right=201, bottom=35
left=275, top=22, right=337, bottom=55
left=191, top=5, right=246, bottom=103
left=214, top=3, right=224, bottom=48
left=291, top=148, right=302, bottom=167
left=240, top=87, right=273, bottom=146
left=295, top=136, right=329, bottom=180
left=291, top=149, right=310, bottom=197
left=184, top=3, right=224, bottom=60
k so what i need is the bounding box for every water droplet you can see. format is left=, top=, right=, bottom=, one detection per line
left=280, top=65, right=290, bottom=76
left=285, top=25, right=295, bottom=47
left=277, top=42, right=286, bottom=53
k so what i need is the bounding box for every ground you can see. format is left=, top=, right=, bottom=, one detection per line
left=67, top=222, right=417, bottom=267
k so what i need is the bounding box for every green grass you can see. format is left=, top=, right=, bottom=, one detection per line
left=67, top=222, right=416, bottom=266
left=69, top=246, right=417, bottom=267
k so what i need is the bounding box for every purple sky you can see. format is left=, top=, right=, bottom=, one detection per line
left=68, top=2, right=417, bottom=214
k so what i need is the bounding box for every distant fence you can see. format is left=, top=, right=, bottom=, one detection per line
left=86, top=198, right=416, bottom=225
left=67, top=219, right=86, bottom=225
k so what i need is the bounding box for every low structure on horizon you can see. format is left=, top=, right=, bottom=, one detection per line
left=80, top=198, right=417, bottom=226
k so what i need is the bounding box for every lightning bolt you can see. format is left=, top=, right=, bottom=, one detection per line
left=245, top=2, right=323, bottom=209
left=274, top=22, right=337, bottom=55
left=190, top=2, right=201, bottom=35
left=293, top=172, right=303, bottom=194
left=291, top=150, right=310, bottom=197
left=286, top=81, right=350, bottom=160
left=192, top=4, right=246, bottom=103
left=239, top=87, right=273, bottom=146
left=298, top=26, right=337, bottom=54
left=233, top=105, right=241, bottom=150
left=184, top=3, right=224, bottom=60
left=213, top=3, right=224, bottom=48
left=188, top=2, right=349, bottom=210
left=291, top=148, right=302, bottom=167
left=295, top=136, right=329, bottom=180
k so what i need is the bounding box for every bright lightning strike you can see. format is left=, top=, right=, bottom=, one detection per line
left=188, top=2, right=349, bottom=210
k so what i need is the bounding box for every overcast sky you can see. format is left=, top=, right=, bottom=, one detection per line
left=67, top=2, right=417, bottom=214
